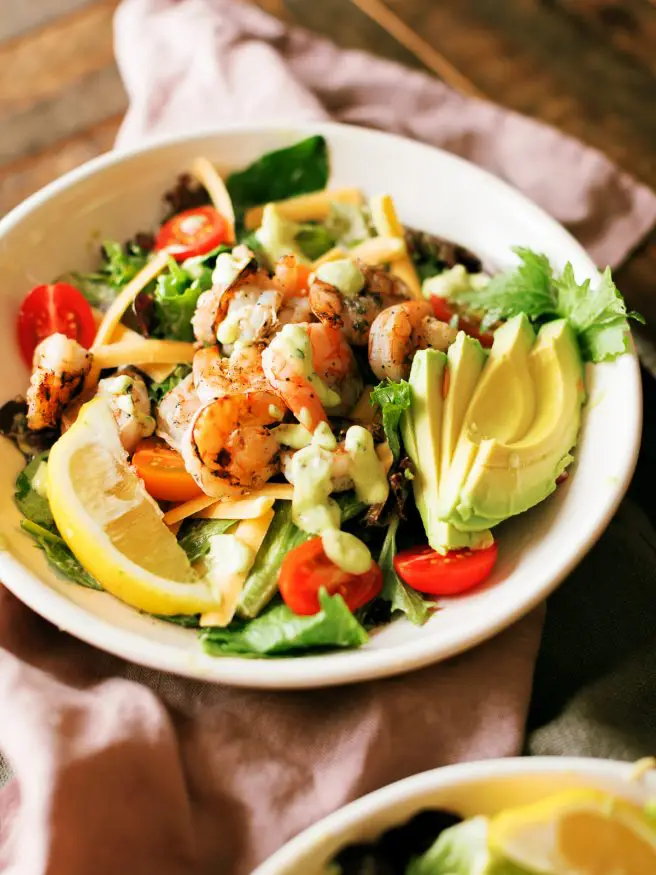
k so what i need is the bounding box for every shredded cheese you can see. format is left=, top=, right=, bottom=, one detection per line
left=163, top=482, right=294, bottom=526
left=244, top=187, right=363, bottom=231
left=350, top=386, right=375, bottom=424
left=312, top=246, right=347, bottom=270
left=369, top=194, right=422, bottom=298
left=199, top=510, right=275, bottom=627
left=194, top=496, right=275, bottom=520
left=348, top=235, right=406, bottom=266
left=93, top=339, right=195, bottom=369
left=190, top=157, right=236, bottom=243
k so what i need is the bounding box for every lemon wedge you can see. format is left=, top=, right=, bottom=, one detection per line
left=47, top=398, right=221, bottom=615
left=488, top=789, right=656, bottom=875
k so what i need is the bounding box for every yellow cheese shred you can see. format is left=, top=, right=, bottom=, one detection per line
left=199, top=510, right=275, bottom=627
left=245, top=187, right=363, bottom=231
left=369, top=194, right=422, bottom=298
left=190, top=156, right=236, bottom=243
left=162, top=482, right=294, bottom=526
left=93, top=338, right=195, bottom=369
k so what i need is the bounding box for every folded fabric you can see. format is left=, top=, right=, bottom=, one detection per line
left=1, top=1, right=655, bottom=873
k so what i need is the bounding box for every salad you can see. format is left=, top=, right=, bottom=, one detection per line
left=2, top=135, right=640, bottom=659
left=328, top=787, right=656, bottom=874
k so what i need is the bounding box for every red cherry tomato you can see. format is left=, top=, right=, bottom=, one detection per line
left=394, top=542, right=498, bottom=596
left=279, top=536, right=383, bottom=616
left=17, top=282, right=96, bottom=368
left=431, top=296, right=495, bottom=349
left=155, top=205, right=229, bottom=261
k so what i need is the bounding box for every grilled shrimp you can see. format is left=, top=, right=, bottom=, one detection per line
left=181, top=394, right=280, bottom=498
left=192, top=344, right=277, bottom=406
left=26, top=333, right=92, bottom=430
left=192, top=253, right=282, bottom=351
left=156, top=373, right=201, bottom=452
left=96, top=369, right=155, bottom=454
left=368, top=300, right=457, bottom=381
left=309, top=261, right=408, bottom=346
left=262, top=323, right=361, bottom=432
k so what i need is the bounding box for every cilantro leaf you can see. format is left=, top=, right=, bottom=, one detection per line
left=456, top=247, right=556, bottom=330
left=370, top=379, right=412, bottom=460
left=553, top=264, right=641, bottom=363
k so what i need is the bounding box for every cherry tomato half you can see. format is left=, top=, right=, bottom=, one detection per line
left=431, top=296, right=495, bottom=349
left=279, top=536, right=383, bottom=616
left=132, top=437, right=203, bottom=502
left=394, top=542, right=498, bottom=596
left=155, top=205, right=229, bottom=261
left=17, top=282, right=96, bottom=368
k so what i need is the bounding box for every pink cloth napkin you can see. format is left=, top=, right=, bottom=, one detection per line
left=1, top=1, right=655, bottom=873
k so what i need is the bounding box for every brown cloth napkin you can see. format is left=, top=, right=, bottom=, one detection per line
left=1, top=1, right=655, bottom=873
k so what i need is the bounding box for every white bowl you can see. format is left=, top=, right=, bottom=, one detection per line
left=0, top=122, right=641, bottom=689
left=254, top=757, right=656, bottom=875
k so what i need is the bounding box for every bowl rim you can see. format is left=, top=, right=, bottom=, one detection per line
left=0, top=121, right=643, bottom=688
left=252, top=756, right=656, bottom=875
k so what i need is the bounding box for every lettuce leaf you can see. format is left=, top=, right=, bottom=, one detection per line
left=370, top=379, right=412, bottom=461
left=176, top=517, right=237, bottom=563
left=201, top=589, right=367, bottom=657
left=226, top=136, right=329, bottom=218
left=66, top=240, right=150, bottom=310
left=379, top=516, right=432, bottom=626
left=406, top=817, right=531, bottom=875
left=295, top=223, right=335, bottom=260
left=20, top=520, right=102, bottom=591
left=15, top=452, right=55, bottom=531
left=152, top=257, right=212, bottom=341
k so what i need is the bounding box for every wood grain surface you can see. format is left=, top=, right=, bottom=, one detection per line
left=1, top=0, right=655, bottom=340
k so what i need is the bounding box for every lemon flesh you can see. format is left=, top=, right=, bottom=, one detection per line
left=489, top=789, right=656, bottom=875
left=48, top=398, right=221, bottom=615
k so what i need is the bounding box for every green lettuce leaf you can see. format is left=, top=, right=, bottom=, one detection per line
left=177, top=518, right=237, bottom=563
left=66, top=240, right=150, bottom=310
left=379, top=516, right=431, bottom=626
left=370, top=379, right=412, bottom=461
left=226, top=136, right=329, bottom=218
left=201, top=589, right=367, bottom=657
left=147, top=364, right=193, bottom=404
left=20, top=520, right=102, bottom=591
left=456, top=247, right=556, bottom=330
left=406, top=817, right=532, bottom=875
left=295, top=223, right=336, bottom=260
left=15, top=452, right=55, bottom=531
left=152, top=257, right=212, bottom=341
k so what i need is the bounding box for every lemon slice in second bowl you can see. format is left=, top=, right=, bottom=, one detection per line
left=489, top=788, right=656, bottom=875
left=48, top=398, right=220, bottom=615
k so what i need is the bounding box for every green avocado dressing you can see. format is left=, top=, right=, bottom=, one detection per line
left=289, top=423, right=386, bottom=575
left=315, top=258, right=365, bottom=298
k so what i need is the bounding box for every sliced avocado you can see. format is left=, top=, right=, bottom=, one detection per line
left=401, top=349, right=493, bottom=553
left=453, top=319, right=584, bottom=525
left=438, top=314, right=536, bottom=523
left=255, top=204, right=310, bottom=266
left=441, top=331, right=487, bottom=478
